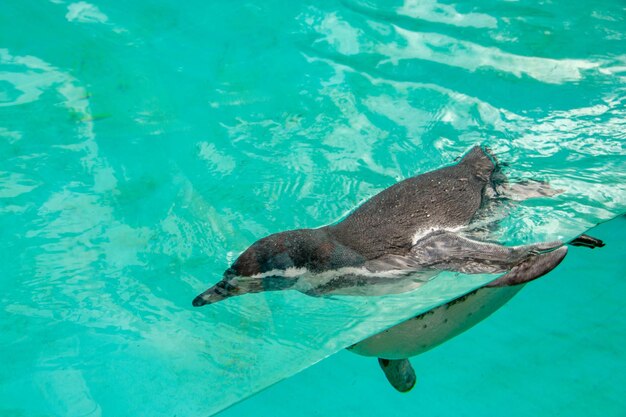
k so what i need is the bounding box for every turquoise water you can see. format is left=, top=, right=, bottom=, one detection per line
left=1, top=1, right=625, bottom=416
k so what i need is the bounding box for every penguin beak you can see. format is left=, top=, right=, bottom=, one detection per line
left=192, top=279, right=239, bottom=307
left=192, top=294, right=210, bottom=307
left=192, top=287, right=231, bottom=307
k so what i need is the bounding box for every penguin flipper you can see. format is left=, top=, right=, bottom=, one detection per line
left=485, top=232, right=605, bottom=287
left=485, top=246, right=568, bottom=287
left=410, top=231, right=565, bottom=274
left=409, top=231, right=568, bottom=287
left=378, top=358, right=416, bottom=393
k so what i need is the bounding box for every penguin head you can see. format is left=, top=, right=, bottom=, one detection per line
left=192, top=229, right=332, bottom=306
left=229, top=231, right=300, bottom=276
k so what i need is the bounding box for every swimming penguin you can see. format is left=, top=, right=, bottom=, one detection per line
left=192, top=145, right=605, bottom=391
left=194, top=145, right=572, bottom=306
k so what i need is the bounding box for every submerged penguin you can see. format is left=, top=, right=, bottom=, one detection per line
left=192, top=145, right=604, bottom=391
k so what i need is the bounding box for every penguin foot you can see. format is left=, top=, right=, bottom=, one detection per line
left=569, top=234, right=605, bottom=249
left=378, top=358, right=416, bottom=393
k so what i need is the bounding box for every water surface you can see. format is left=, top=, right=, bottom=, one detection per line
left=1, top=0, right=625, bottom=416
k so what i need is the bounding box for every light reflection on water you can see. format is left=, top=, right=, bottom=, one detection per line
left=1, top=0, right=625, bottom=416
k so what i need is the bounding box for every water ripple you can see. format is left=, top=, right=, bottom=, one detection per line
left=2, top=1, right=625, bottom=416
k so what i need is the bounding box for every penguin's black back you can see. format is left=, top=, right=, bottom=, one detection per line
left=326, top=146, right=496, bottom=260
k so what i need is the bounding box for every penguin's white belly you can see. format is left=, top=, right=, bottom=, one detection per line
left=348, top=285, right=524, bottom=359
